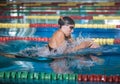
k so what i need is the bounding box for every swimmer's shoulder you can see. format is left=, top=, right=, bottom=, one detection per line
left=52, top=30, right=65, bottom=38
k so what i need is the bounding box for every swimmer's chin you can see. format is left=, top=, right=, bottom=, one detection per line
left=65, top=34, right=71, bottom=37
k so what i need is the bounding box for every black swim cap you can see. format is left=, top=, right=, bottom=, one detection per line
left=58, top=16, right=75, bottom=28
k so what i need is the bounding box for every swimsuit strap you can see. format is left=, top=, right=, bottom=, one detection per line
left=47, top=44, right=57, bottom=52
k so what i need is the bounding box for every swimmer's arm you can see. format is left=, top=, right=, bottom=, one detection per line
left=75, top=40, right=100, bottom=50
left=64, top=41, right=91, bottom=53
left=72, top=41, right=92, bottom=51
left=89, top=40, right=100, bottom=48
left=64, top=40, right=100, bottom=53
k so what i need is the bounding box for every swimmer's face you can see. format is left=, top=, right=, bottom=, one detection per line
left=62, top=24, right=74, bottom=36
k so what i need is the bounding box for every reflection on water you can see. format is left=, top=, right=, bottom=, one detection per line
left=50, top=55, right=104, bottom=74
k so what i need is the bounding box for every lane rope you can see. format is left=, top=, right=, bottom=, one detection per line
left=0, top=71, right=119, bottom=83
left=0, top=23, right=119, bottom=28
left=0, top=37, right=120, bottom=45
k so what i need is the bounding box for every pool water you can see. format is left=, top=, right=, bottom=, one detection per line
left=0, top=40, right=120, bottom=74
left=0, top=29, right=120, bottom=84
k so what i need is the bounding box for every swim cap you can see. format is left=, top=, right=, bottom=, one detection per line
left=58, top=16, right=75, bottom=28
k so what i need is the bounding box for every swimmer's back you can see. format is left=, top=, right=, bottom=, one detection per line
left=48, top=30, right=65, bottom=49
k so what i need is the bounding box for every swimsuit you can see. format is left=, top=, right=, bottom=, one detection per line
left=47, top=44, right=57, bottom=52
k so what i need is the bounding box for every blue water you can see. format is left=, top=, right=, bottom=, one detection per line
left=0, top=28, right=120, bottom=84
left=0, top=40, right=120, bottom=74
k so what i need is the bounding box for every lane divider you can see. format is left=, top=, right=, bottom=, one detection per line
left=1, top=16, right=120, bottom=20
left=1, top=6, right=120, bottom=11
left=0, top=16, right=23, bottom=19
left=2, top=10, right=120, bottom=15
left=26, top=16, right=120, bottom=20
left=93, top=38, right=114, bottom=45
left=0, top=15, right=117, bottom=20
left=1, top=11, right=120, bottom=15
left=0, top=16, right=93, bottom=20
left=0, top=23, right=29, bottom=28
left=80, top=6, right=120, bottom=10
left=0, top=7, right=68, bottom=10
left=0, top=71, right=119, bottom=83
left=0, top=23, right=119, bottom=29
left=0, top=2, right=119, bottom=6
left=0, top=37, right=120, bottom=45
left=0, top=37, right=49, bottom=42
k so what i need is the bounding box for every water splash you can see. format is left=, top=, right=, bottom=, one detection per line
left=18, top=37, right=93, bottom=57
left=18, top=46, right=50, bottom=57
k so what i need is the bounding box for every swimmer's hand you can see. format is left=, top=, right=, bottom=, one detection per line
left=72, top=41, right=94, bottom=51
left=89, top=40, right=100, bottom=48
left=79, top=40, right=100, bottom=49
left=65, top=40, right=100, bottom=53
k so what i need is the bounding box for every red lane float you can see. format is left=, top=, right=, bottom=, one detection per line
left=30, top=12, right=56, bottom=14
left=29, top=23, right=120, bottom=28
left=30, top=23, right=58, bottom=28
left=0, top=37, right=50, bottom=42
left=96, top=7, right=120, bottom=10
left=116, top=25, right=120, bottom=28
left=114, top=39, right=120, bottom=44
left=0, top=16, right=23, bottom=19
left=88, top=12, right=116, bottom=14
left=70, top=16, right=93, bottom=20
left=0, top=37, right=120, bottom=45
left=78, top=74, right=120, bottom=83
left=2, top=8, right=24, bottom=10
left=115, top=2, right=120, bottom=6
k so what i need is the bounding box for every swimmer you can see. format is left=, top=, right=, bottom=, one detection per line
left=48, top=16, right=100, bottom=53
left=48, top=16, right=103, bottom=73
